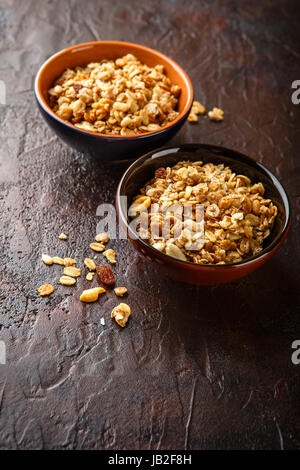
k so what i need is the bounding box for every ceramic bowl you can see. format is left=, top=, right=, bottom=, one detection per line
left=34, top=41, right=193, bottom=161
left=116, top=144, right=291, bottom=285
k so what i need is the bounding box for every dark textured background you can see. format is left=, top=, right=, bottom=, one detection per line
left=0, top=0, right=299, bottom=450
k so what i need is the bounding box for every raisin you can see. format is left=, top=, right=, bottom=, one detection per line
left=73, top=83, right=83, bottom=93
left=96, top=264, right=115, bottom=286
left=155, top=167, right=167, bottom=179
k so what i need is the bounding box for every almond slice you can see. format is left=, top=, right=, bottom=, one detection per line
left=80, top=287, right=106, bottom=303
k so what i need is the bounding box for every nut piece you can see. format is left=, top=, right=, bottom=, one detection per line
left=111, top=303, right=131, bottom=327
left=90, top=242, right=105, bottom=252
left=103, top=249, right=116, bottom=264
left=84, top=257, right=96, bottom=271
left=60, top=275, right=76, bottom=286
left=63, top=266, right=81, bottom=277
left=64, top=257, right=76, bottom=267
left=80, top=287, right=106, bottom=303
left=86, top=272, right=94, bottom=281
left=58, top=233, right=68, bottom=240
left=96, top=264, right=115, bottom=285
left=95, top=232, right=110, bottom=244
left=38, top=283, right=55, bottom=296
left=114, top=286, right=127, bottom=297
left=208, top=107, right=224, bottom=122
left=42, top=254, right=53, bottom=265
left=52, top=256, right=65, bottom=265
left=166, top=243, right=187, bottom=261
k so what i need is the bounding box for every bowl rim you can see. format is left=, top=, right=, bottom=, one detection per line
left=117, top=143, right=291, bottom=269
left=34, top=40, right=194, bottom=140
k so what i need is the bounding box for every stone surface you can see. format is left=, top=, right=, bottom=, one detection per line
left=0, top=0, right=299, bottom=450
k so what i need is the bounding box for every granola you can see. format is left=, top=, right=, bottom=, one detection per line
left=128, top=160, right=278, bottom=265
left=48, top=54, right=181, bottom=136
left=111, top=303, right=131, bottom=327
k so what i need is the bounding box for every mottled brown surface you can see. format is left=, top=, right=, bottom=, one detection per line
left=0, top=0, right=300, bottom=450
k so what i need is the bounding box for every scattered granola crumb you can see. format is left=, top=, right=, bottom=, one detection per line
left=187, top=112, right=198, bottom=123
left=58, top=233, right=68, bottom=240
left=63, top=266, right=81, bottom=277
left=80, top=287, right=106, bottom=303
left=95, top=233, right=110, bottom=244
left=103, top=248, right=116, bottom=264
left=60, top=275, right=76, bottom=286
left=100, top=317, right=105, bottom=326
left=86, top=272, right=94, bottom=281
left=90, top=242, right=105, bottom=252
left=188, top=100, right=206, bottom=123
left=64, top=257, right=76, bottom=267
left=52, top=256, right=65, bottom=265
left=42, top=254, right=53, bottom=265
left=111, top=303, right=131, bottom=327
left=38, top=283, right=55, bottom=296
left=192, top=101, right=206, bottom=115
left=114, top=286, right=127, bottom=297
left=84, top=257, right=96, bottom=271
left=208, top=107, right=224, bottom=122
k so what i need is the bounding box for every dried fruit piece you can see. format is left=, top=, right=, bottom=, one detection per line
left=208, top=107, right=224, bottom=122
left=42, top=254, right=53, bottom=265
left=155, top=167, right=167, bottom=179
left=103, top=249, right=116, bottom=264
left=90, top=242, right=105, bottom=252
left=95, top=233, right=110, bottom=244
left=96, top=264, right=115, bottom=285
left=58, top=233, right=68, bottom=240
left=80, top=287, right=106, bottom=303
left=60, top=275, right=76, bottom=286
left=86, top=272, right=94, bottom=281
left=64, top=257, right=76, bottom=267
left=114, top=286, right=127, bottom=297
left=38, top=283, right=55, bottom=296
left=63, top=266, right=81, bottom=277
left=84, top=257, right=96, bottom=271
left=52, top=256, right=65, bottom=265
left=111, top=303, right=131, bottom=327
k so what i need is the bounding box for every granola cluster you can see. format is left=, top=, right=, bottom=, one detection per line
left=48, top=54, right=181, bottom=135
left=129, top=160, right=278, bottom=265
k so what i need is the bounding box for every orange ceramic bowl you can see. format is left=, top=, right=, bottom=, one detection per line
left=117, top=144, right=291, bottom=285
left=34, top=41, right=193, bottom=161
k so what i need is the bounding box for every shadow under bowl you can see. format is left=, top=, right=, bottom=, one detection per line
left=34, top=41, right=193, bottom=161
left=116, top=144, right=291, bottom=285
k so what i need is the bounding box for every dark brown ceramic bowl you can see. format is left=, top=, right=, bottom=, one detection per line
left=116, top=144, right=291, bottom=285
left=34, top=41, right=193, bottom=161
